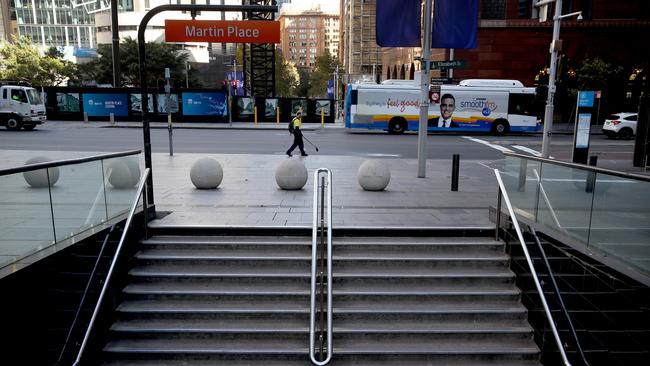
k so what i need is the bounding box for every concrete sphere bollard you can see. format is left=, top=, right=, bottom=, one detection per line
left=23, top=156, right=60, bottom=188
left=357, top=159, right=391, bottom=191
left=190, top=157, right=223, bottom=189
left=275, top=159, right=308, bottom=190
left=108, top=157, right=141, bottom=189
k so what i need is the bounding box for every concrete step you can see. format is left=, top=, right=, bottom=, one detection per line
left=102, top=356, right=541, bottom=366
left=103, top=337, right=539, bottom=356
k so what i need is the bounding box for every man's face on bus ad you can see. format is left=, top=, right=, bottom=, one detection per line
left=440, top=96, right=455, bottom=120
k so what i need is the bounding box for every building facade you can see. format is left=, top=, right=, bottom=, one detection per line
left=278, top=3, right=339, bottom=69
left=8, top=0, right=100, bottom=49
left=340, top=0, right=382, bottom=83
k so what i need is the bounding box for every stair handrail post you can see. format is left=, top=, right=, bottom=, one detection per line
left=310, top=168, right=333, bottom=365
left=494, top=169, right=571, bottom=366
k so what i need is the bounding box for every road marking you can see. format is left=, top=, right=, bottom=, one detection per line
left=512, top=145, right=542, bottom=157
left=365, top=153, right=401, bottom=157
left=462, top=137, right=513, bottom=153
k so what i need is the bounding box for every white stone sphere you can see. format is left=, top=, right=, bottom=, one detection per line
left=108, top=158, right=140, bottom=189
left=357, top=159, right=391, bottom=191
left=190, top=157, right=223, bottom=189
left=23, top=156, right=60, bottom=188
left=275, top=159, right=308, bottom=190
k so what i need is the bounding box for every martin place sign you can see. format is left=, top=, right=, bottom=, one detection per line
left=165, top=20, right=280, bottom=43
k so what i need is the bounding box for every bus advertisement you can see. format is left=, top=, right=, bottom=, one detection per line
left=344, top=79, right=542, bottom=135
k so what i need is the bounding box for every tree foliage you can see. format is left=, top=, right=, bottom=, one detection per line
left=308, top=52, right=341, bottom=98
left=576, top=57, right=623, bottom=90
left=77, top=37, right=201, bottom=87
left=0, top=36, right=77, bottom=86
left=275, top=50, right=298, bottom=97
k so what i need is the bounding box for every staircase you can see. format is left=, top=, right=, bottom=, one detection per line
left=100, top=233, right=541, bottom=365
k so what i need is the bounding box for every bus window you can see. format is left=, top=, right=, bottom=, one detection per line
left=508, top=93, right=535, bottom=116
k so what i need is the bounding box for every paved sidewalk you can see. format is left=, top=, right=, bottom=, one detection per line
left=1, top=150, right=498, bottom=229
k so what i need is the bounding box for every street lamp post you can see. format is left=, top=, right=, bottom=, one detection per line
left=538, top=0, right=582, bottom=158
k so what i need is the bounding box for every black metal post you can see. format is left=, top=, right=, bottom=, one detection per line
left=111, top=0, right=120, bottom=87
left=633, top=85, right=650, bottom=167
left=586, top=155, right=598, bottom=193
left=451, top=154, right=460, bottom=191
left=137, top=4, right=277, bottom=207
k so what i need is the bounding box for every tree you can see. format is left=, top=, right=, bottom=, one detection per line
left=308, top=52, right=341, bottom=98
left=0, top=36, right=77, bottom=86
left=296, top=67, right=311, bottom=98
left=275, top=50, right=298, bottom=97
left=77, top=37, right=201, bottom=87
left=576, top=57, right=623, bottom=90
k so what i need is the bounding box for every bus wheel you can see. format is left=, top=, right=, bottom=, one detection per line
left=388, top=117, right=407, bottom=134
left=5, top=115, right=23, bottom=131
left=492, top=120, right=509, bottom=136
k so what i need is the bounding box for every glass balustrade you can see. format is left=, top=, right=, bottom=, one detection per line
left=501, top=154, right=650, bottom=280
left=0, top=152, right=141, bottom=277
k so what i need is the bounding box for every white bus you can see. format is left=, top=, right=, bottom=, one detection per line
left=344, top=79, right=542, bottom=135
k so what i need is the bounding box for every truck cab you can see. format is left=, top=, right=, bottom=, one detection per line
left=0, top=84, right=47, bottom=130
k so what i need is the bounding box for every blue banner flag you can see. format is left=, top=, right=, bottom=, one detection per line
left=376, top=0, right=421, bottom=47
left=431, top=0, right=479, bottom=49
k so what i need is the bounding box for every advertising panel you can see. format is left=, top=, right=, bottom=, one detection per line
left=56, top=92, right=80, bottom=112
left=182, top=92, right=227, bottom=116
left=291, top=99, right=308, bottom=116
left=316, top=100, right=331, bottom=116
left=237, top=97, right=254, bottom=116
left=130, top=93, right=154, bottom=113
left=157, top=94, right=179, bottom=114
left=264, top=98, right=278, bottom=118
left=82, top=93, right=128, bottom=116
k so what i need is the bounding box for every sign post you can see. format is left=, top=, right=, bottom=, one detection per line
left=572, top=91, right=594, bottom=164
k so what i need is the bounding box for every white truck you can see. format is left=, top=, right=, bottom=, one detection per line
left=0, top=84, right=47, bottom=130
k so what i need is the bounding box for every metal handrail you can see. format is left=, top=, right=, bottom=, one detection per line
left=310, top=168, right=333, bottom=365
left=0, top=150, right=141, bottom=176
left=72, top=168, right=151, bottom=366
left=503, top=151, right=650, bottom=182
left=529, top=229, right=590, bottom=366
left=494, top=169, right=571, bottom=366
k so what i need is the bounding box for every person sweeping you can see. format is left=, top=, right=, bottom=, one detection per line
left=286, top=111, right=308, bottom=157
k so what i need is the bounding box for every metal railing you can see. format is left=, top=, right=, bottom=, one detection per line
left=72, top=167, right=151, bottom=366
left=494, top=168, right=571, bottom=366
left=310, top=168, right=333, bottom=365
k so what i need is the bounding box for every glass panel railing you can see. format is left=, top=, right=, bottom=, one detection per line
left=50, top=160, right=107, bottom=243
left=103, top=156, right=142, bottom=219
left=0, top=151, right=141, bottom=278
left=537, top=162, right=592, bottom=243
left=500, top=152, right=650, bottom=283
left=503, top=155, right=541, bottom=222
left=590, top=171, right=650, bottom=276
left=0, top=171, right=56, bottom=269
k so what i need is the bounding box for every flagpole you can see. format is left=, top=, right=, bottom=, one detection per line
left=417, top=0, right=433, bottom=178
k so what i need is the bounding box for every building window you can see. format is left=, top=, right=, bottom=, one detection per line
left=481, top=0, right=506, bottom=20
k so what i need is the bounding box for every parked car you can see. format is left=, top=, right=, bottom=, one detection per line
left=602, top=112, right=637, bottom=139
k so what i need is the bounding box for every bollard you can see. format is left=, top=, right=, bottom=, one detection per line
left=254, top=106, right=258, bottom=125
left=83, top=112, right=89, bottom=124
left=321, top=108, right=324, bottom=127
left=109, top=112, right=115, bottom=126
left=276, top=107, right=280, bottom=124
left=168, top=114, right=174, bottom=156
left=451, top=154, right=460, bottom=191
left=586, top=155, right=598, bottom=193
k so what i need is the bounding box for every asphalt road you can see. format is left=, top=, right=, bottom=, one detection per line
left=0, top=123, right=636, bottom=163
